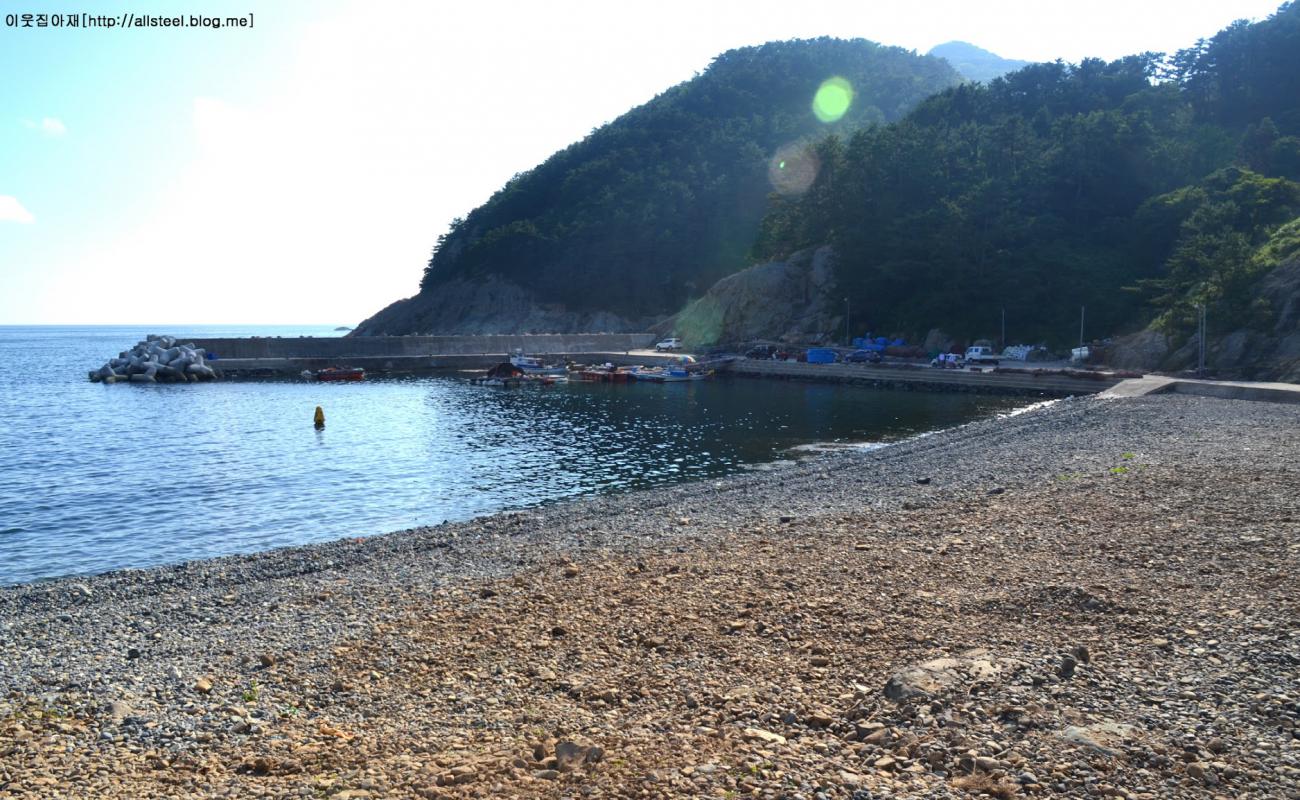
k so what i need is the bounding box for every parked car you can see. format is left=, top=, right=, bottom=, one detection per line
left=845, top=349, right=882, bottom=364
left=745, top=344, right=777, bottom=359
left=655, top=337, right=683, bottom=352
left=964, top=346, right=999, bottom=366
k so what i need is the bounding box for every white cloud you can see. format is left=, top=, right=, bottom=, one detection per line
left=0, top=196, right=35, bottom=224
left=20, top=117, right=67, bottom=136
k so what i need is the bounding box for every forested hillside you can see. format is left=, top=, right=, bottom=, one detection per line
left=354, top=40, right=961, bottom=334
left=754, top=2, right=1300, bottom=347
left=357, top=4, right=1300, bottom=364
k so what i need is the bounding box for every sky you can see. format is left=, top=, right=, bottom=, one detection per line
left=0, top=0, right=1287, bottom=325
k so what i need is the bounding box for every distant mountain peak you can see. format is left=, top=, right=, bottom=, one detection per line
left=927, top=40, right=1032, bottom=82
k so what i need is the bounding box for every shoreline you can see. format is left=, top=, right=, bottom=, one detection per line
left=2, top=393, right=1298, bottom=798
left=0, top=385, right=1026, bottom=593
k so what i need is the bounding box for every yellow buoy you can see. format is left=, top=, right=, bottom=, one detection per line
left=313, top=406, right=325, bottom=428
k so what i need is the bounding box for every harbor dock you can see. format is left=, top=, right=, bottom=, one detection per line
left=184, top=334, right=1138, bottom=396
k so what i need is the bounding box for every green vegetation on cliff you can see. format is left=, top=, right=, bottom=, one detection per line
left=756, top=2, right=1300, bottom=346
left=416, top=40, right=961, bottom=318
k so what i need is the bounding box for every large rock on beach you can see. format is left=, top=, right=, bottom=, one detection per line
left=883, top=649, right=1021, bottom=701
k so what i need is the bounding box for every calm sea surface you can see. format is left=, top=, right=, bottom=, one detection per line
left=0, top=325, right=1023, bottom=585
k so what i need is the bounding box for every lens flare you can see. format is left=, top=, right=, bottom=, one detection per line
left=812, top=76, right=853, bottom=123
left=769, top=142, right=819, bottom=195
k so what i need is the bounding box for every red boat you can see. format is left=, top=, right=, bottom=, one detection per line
left=316, top=367, right=365, bottom=382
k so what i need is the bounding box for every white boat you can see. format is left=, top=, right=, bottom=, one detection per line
left=629, top=366, right=666, bottom=382
left=510, top=352, right=567, bottom=376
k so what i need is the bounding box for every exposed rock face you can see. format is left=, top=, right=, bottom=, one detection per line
left=1105, top=254, right=1300, bottom=382
left=352, top=278, right=652, bottom=336
left=1106, top=329, right=1173, bottom=372
left=664, top=246, right=842, bottom=346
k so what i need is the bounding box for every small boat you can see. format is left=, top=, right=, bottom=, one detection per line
left=510, top=352, right=568, bottom=377
left=573, top=365, right=633, bottom=383
left=661, top=367, right=710, bottom=382
left=316, top=367, right=365, bottom=382
left=629, top=366, right=666, bottom=382
left=470, top=376, right=522, bottom=387
left=471, top=362, right=526, bottom=387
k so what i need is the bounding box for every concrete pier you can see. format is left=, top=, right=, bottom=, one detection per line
left=1102, top=375, right=1300, bottom=404
left=185, top=333, right=1140, bottom=396
left=722, top=359, right=1126, bottom=397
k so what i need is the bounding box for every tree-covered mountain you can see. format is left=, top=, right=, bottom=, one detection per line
left=927, top=41, right=1031, bottom=83
left=354, top=40, right=962, bottom=335
left=357, top=4, right=1300, bottom=378
left=753, top=2, right=1300, bottom=354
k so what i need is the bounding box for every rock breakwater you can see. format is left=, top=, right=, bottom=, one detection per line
left=88, top=334, right=217, bottom=383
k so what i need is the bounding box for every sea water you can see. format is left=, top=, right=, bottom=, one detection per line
left=0, top=325, right=1021, bottom=584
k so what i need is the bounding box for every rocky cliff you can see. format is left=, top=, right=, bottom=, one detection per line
left=350, top=278, right=652, bottom=336
left=1107, top=253, right=1300, bottom=382
left=661, top=246, right=842, bottom=346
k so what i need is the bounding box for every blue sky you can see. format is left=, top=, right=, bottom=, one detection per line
left=0, top=0, right=1287, bottom=325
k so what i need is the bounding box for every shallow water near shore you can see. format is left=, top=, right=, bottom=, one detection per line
left=0, top=325, right=1024, bottom=585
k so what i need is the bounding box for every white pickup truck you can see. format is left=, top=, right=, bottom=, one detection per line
left=964, top=346, right=1000, bottom=366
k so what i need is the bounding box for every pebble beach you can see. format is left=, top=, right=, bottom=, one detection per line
left=1, top=393, right=1297, bottom=799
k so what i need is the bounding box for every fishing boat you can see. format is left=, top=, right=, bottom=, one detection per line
left=573, top=364, right=633, bottom=383
left=660, top=367, right=709, bottom=382
left=471, top=362, right=525, bottom=387
left=629, top=366, right=666, bottom=382
left=315, top=367, right=365, bottom=382
left=510, top=352, right=568, bottom=377
left=470, top=376, right=522, bottom=387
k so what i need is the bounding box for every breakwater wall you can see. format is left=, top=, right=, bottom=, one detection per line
left=723, top=359, right=1123, bottom=396
left=188, top=334, right=666, bottom=375
left=192, top=333, right=656, bottom=360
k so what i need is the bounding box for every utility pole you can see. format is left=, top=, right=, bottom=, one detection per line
left=844, top=297, right=851, bottom=346
left=1000, top=307, right=1006, bottom=351
left=1198, top=304, right=1206, bottom=376
left=1079, top=306, right=1085, bottom=348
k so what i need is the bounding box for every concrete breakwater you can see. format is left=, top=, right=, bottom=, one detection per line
left=192, top=333, right=657, bottom=360
left=192, top=333, right=659, bottom=375
left=88, top=335, right=217, bottom=383
left=102, top=332, right=1136, bottom=397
